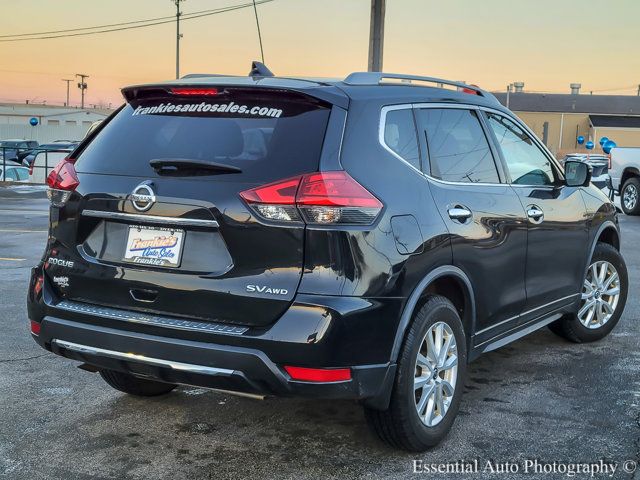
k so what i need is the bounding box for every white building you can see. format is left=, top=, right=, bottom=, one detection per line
left=0, top=103, right=112, bottom=143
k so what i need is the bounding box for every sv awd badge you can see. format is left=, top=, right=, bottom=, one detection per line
left=246, top=285, right=289, bottom=296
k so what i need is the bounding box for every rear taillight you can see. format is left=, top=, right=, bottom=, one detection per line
left=240, top=171, right=382, bottom=225
left=46, top=158, right=79, bottom=207
left=239, top=176, right=302, bottom=222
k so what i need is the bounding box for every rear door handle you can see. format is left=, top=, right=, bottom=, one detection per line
left=447, top=206, right=472, bottom=222
left=526, top=205, right=544, bottom=223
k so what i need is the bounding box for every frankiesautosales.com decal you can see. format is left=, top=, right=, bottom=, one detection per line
left=132, top=102, right=283, bottom=118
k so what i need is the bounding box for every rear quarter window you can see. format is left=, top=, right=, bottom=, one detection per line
left=74, top=90, right=331, bottom=182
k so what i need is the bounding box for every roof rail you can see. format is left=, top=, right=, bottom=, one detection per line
left=342, top=72, right=485, bottom=96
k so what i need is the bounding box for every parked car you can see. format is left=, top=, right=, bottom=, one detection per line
left=0, top=164, right=30, bottom=182
left=28, top=150, right=71, bottom=184
left=562, top=153, right=610, bottom=190
left=21, top=141, right=79, bottom=168
left=29, top=65, right=628, bottom=451
left=0, top=139, right=38, bottom=162
left=609, top=147, right=640, bottom=215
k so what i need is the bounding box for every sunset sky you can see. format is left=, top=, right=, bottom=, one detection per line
left=2, top=0, right=639, bottom=108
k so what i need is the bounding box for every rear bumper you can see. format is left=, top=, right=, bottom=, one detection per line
left=33, top=317, right=395, bottom=402
left=28, top=270, right=402, bottom=407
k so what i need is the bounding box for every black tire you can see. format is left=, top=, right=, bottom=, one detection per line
left=549, top=242, right=628, bottom=343
left=620, top=177, right=640, bottom=215
left=99, top=369, right=177, bottom=397
left=364, top=295, right=467, bottom=451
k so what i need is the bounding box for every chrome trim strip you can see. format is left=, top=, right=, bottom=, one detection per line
left=474, top=293, right=580, bottom=335
left=378, top=102, right=565, bottom=188
left=55, top=300, right=248, bottom=336
left=52, top=339, right=235, bottom=376
left=82, top=209, right=219, bottom=228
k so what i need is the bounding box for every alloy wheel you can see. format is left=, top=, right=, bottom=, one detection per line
left=623, top=184, right=638, bottom=211
left=414, top=321, right=458, bottom=427
left=578, top=261, right=621, bottom=329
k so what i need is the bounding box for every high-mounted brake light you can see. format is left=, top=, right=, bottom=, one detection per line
left=240, top=171, right=383, bottom=225
left=170, top=87, right=219, bottom=96
left=461, top=84, right=481, bottom=95
left=46, top=158, right=79, bottom=207
left=284, top=366, right=351, bottom=383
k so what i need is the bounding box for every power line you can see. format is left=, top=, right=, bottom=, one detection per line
left=0, top=13, right=179, bottom=38
left=0, top=1, right=274, bottom=42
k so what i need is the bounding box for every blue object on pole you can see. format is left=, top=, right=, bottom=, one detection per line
left=599, top=136, right=609, bottom=146
left=602, top=140, right=617, bottom=154
left=29, top=117, right=38, bottom=126
left=577, top=135, right=585, bottom=145
left=586, top=141, right=594, bottom=150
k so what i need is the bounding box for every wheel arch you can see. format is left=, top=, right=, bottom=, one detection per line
left=586, top=221, right=620, bottom=274
left=621, top=167, right=640, bottom=188
left=390, top=266, right=476, bottom=364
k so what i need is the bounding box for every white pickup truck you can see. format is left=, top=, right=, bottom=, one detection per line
left=610, top=147, right=640, bottom=215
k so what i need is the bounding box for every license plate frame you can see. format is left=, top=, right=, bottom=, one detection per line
left=123, top=225, right=185, bottom=268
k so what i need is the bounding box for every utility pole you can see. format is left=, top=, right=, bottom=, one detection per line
left=61, top=79, right=72, bottom=106
left=76, top=74, right=89, bottom=109
left=367, top=0, right=385, bottom=72
left=506, top=84, right=512, bottom=109
left=637, top=84, right=640, bottom=96
left=173, top=0, right=185, bottom=79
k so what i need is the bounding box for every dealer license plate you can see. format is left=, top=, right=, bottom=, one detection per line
left=123, top=225, right=185, bottom=268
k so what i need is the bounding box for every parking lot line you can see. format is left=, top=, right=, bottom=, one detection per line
left=0, top=229, right=47, bottom=233
left=0, top=257, right=26, bottom=261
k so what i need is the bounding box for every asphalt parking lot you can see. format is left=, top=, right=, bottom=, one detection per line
left=0, top=186, right=638, bottom=480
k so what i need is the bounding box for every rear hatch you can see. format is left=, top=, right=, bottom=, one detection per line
left=50, top=86, right=334, bottom=327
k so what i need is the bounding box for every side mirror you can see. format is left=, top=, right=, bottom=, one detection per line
left=564, top=160, right=591, bottom=187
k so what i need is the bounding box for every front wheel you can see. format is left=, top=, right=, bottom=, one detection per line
left=549, top=242, right=627, bottom=343
left=365, top=295, right=467, bottom=451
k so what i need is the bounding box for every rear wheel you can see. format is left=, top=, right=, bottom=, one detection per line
left=365, top=295, right=467, bottom=451
left=621, top=177, right=640, bottom=215
left=99, top=369, right=177, bottom=397
left=549, top=243, right=627, bottom=343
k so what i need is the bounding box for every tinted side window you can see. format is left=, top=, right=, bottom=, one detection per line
left=416, top=108, right=500, bottom=183
left=485, top=113, right=556, bottom=186
left=383, top=108, right=420, bottom=170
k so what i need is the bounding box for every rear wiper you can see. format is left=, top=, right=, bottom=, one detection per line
left=149, top=158, right=242, bottom=175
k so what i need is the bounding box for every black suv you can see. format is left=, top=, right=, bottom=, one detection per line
left=28, top=66, right=628, bottom=451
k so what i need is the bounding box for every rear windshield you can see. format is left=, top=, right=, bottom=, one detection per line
left=75, top=89, right=331, bottom=182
